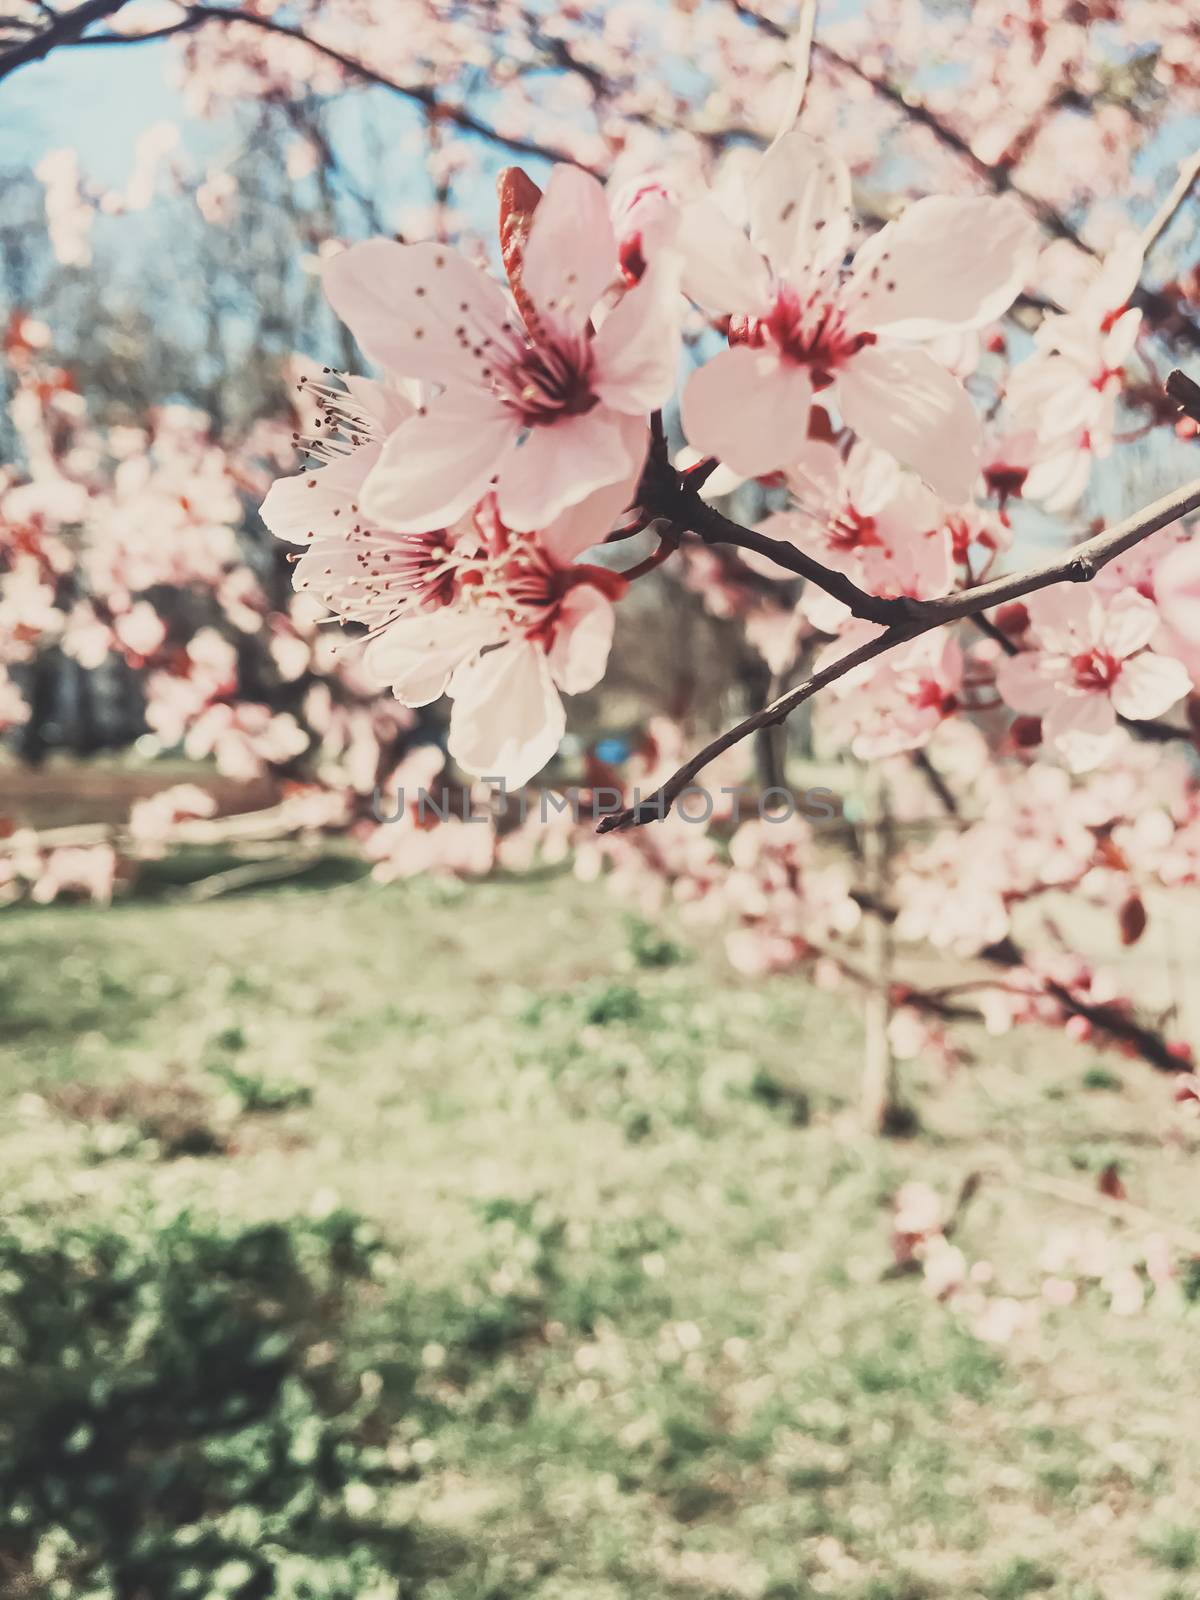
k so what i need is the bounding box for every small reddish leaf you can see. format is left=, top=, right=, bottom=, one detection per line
left=497, top=166, right=543, bottom=332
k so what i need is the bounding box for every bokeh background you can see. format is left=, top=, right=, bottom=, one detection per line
left=3, top=3, right=1200, bottom=1596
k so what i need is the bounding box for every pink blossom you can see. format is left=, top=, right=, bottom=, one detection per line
left=322, top=166, right=681, bottom=533
left=1004, top=234, right=1144, bottom=512
left=260, top=371, right=436, bottom=632
left=996, top=588, right=1190, bottom=770
left=363, top=498, right=627, bottom=787
left=817, top=626, right=964, bottom=760
left=127, top=784, right=218, bottom=856
left=676, top=133, right=1035, bottom=498
left=30, top=844, right=118, bottom=906
left=754, top=440, right=951, bottom=632
left=1153, top=539, right=1200, bottom=646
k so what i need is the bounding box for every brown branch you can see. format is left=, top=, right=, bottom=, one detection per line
left=8, top=1, right=600, bottom=173
left=1168, top=367, right=1200, bottom=425
left=637, top=439, right=913, bottom=626
left=0, top=0, right=127, bottom=81
left=596, top=623, right=915, bottom=831
left=601, top=453, right=1200, bottom=834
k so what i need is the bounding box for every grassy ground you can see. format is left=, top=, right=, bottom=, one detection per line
left=1, top=873, right=1198, bottom=1599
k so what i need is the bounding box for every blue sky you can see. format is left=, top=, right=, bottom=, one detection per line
left=2, top=38, right=214, bottom=183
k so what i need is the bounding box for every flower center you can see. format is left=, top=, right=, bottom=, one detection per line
left=913, top=679, right=956, bottom=714
left=827, top=505, right=879, bottom=552
left=297, top=527, right=459, bottom=631
left=729, top=285, right=875, bottom=389
left=494, top=337, right=599, bottom=426
left=456, top=511, right=625, bottom=651
left=1070, top=648, right=1121, bottom=692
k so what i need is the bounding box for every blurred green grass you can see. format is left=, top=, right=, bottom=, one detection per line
left=1, top=875, right=1198, bottom=1598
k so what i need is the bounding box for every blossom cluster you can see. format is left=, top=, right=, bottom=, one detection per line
left=262, top=129, right=1200, bottom=792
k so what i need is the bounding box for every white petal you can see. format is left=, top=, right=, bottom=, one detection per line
left=785, top=440, right=842, bottom=509
left=1110, top=652, right=1191, bottom=721
left=836, top=342, right=981, bottom=503
left=849, top=196, right=1037, bottom=339
left=448, top=642, right=565, bottom=786
left=260, top=447, right=377, bottom=543
left=522, top=166, right=618, bottom=334
left=681, top=344, right=813, bottom=479
left=497, top=407, right=641, bottom=531
left=360, top=389, right=516, bottom=533
left=365, top=610, right=500, bottom=706
left=1103, top=591, right=1159, bottom=659
left=323, top=238, right=514, bottom=385
left=995, top=652, right=1059, bottom=716
left=1045, top=692, right=1118, bottom=772
left=342, top=374, right=418, bottom=434
left=844, top=441, right=903, bottom=515
left=540, top=436, right=645, bottom=562
left=591, top=259, right=682, bottom=412
left=749, top=132, right=852, bottom=282
left=548, top=586, right=615, bottom=694
left=676, top=197, right=773, bottom=315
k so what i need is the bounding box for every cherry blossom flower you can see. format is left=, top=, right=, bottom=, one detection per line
left=1003, top=234, right=1144, bottom=511
left=818, top=626, right=965, bottom=760
left=1153, top=539, right=1200, bottom=648
left=675, top=132, right=1036, bottom=498
left=751, top=440, right=951, bottom=631
left=260, top=370, right=439, bottom=630
left=362, top=496, right=627, bottom=787
left=260, top=373, right=413, bottom=540
left=321, top=165, right=682, bottom=534
left=996, top=588, right=1190, bottom=770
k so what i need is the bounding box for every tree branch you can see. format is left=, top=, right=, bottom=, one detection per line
left=597, top=623, right=916, bottom=831
left=602, top=445, right=1200, bottom=833
left=0, top=0, right=127, bottom=81
left=637, top=440, right=914, bottom=626
left=2, top=1, right=601, bottom=173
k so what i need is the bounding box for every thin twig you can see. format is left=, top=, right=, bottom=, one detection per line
left=1141, top=147, right=1200, bottom=259
left=637, top=446, right=913, bottom=625
left=596, top=624, right=914, bottom=830
left=600, top=459, right=1200, bottom=833
left=996, top=1165, right=1200, bottom=1256
left=3, top=2, right=600, bottom=173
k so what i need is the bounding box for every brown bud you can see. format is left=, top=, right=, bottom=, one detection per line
left=1097, top=1162, right=1126, bottom=1201
left=1118, top=894, right=1147, bottom=946
left=994, top=601, right=1029, bottom=636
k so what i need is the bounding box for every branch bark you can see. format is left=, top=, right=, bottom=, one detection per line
left=0, top=0, right=126, bottom=80
left=1, top=2, right=601, bottom=173
left=600, top=417, right=1200, bottom=834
